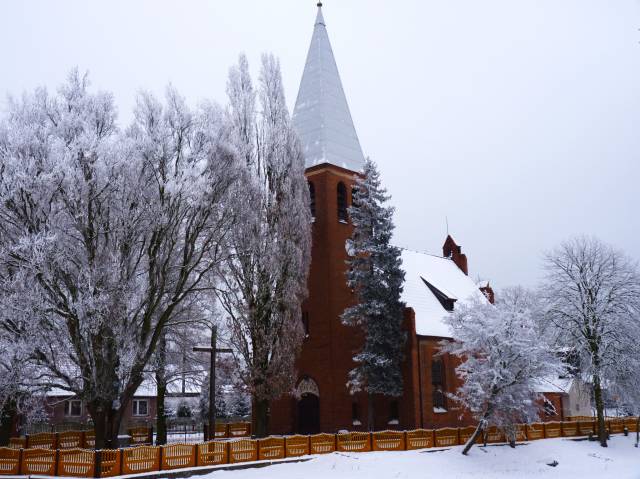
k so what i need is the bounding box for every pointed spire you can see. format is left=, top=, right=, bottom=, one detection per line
left=293, top=3, right=365, bottom=172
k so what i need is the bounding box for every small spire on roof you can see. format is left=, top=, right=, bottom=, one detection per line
left=317, top=1, right=323, bottom=6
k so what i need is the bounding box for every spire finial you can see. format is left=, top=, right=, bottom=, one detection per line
left=317, top=2, right=322, bottom=7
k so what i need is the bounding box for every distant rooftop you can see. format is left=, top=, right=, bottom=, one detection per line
left=293, top=3, right=366, bottom=172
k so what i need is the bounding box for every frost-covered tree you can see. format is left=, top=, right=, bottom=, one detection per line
left=0, top=297, right=47, bottom=445
left=542, top=236, right=640, bottom=447
left=341, top=159, right=406, bottom=430
left=217, top=54, right=311, bottom=437
left=443, top=287, right=562, bottom=455
left=0, top=71, right=238, bottom=447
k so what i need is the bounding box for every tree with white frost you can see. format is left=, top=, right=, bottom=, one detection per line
left=541, top=236, right=640, bottom=448
left=443, top=287, right=562, bottom=455
left=0, top=71, right=238, bottom=447
left=216, top=54, right=312, bottom=437
left=341, top=159, right=406, bottom=431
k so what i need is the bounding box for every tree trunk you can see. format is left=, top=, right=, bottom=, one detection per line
left=156, top=374, right=167, bottom=445
left=593, top=374, right=607, bottom=447
left=635, top=416, right=639, bottom=447
left=0, top=399, right=17, bottom=447
left=367, top=392, right=375, bottom=432
left=91, top=406, right=107, bottom=450
left=462, top=423, right=484, bottom=455
left=254, top=399, right=269, bottom=438
left=89, top=398, right=128, bottom=449
left=156, top=333, right=167, bottom=445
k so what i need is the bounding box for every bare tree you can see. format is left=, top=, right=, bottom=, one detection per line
left=217, top=54, right=312, bottom=437
left=542, top=236, right=640, bottom=447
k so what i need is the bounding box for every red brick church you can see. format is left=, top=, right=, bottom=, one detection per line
left=267, top=3, right=566, bottom=435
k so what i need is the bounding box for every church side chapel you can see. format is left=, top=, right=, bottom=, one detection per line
left=267, top=3, right=507, bottom=435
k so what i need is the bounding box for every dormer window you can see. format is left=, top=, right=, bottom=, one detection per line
left=337, top=182, right=348, bottom=222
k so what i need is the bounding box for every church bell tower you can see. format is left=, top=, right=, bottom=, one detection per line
left=268, top=3, right=375, bottom=435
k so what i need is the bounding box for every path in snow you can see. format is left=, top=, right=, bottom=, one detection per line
left=202, top=435, right=639, bottom=479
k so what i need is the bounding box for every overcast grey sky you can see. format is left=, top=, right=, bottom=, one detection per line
left=1, top=0, right=639, bottom=288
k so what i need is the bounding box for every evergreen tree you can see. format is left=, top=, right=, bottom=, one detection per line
left=341, top=159, right=406, bottom=430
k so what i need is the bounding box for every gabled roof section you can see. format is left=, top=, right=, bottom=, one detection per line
left=401, top=249, right=489, bottom=337
left=293, top=4, right=366, bottom=172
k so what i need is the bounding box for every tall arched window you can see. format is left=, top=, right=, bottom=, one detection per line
left=431, top=359, right=447, bottom=411
left=308, top=181, right=316, bottom=219
left=337, top=182, right=348, bottom=222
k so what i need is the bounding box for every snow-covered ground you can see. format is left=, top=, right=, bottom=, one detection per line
left=207, top=435, right=640, bottom=479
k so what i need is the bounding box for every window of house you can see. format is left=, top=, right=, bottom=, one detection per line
left=64, top=400, right=82, bottom=417
left=432, top=389, right=447, bottom=412
left=132, top=399, right=149, bottom=417
left=302, top=311, right=310, bottom=338
left=337, top=182, right=348, bottom=222
left=431, top=359, right=445, bottom=386
left=431, top=359, right=447, bottom=412
left=352, top=402, right=361, bottom=425
left=388, top=400, right=399, bottom=424
left=308, top=181, right=316, bottom=219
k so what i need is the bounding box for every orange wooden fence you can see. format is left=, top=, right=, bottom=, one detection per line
left=197, top=441, right=228, bottom=467
left=372, top=430, right=405, bottom=451
left=1, top=417, right=637, bottom=478
left=285, top=435, right=310, bottom=457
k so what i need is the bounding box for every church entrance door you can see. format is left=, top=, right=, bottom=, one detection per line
left=297, top=393, right=320, bottom=434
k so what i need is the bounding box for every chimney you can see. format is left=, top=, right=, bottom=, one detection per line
left=443, top=235, right=468, bottom=275
left=479, top=283, right=495, bottom=304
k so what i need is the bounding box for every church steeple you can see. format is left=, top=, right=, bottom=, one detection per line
left=293, top=3, right=365, bottom=172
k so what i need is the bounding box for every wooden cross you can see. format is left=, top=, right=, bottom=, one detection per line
left=193, top=325, right=232, bottom=440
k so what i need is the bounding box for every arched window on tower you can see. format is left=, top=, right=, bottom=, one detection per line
left=337, top=182, right=348, bottom=222
left=308, top=181, right=316, bottom=219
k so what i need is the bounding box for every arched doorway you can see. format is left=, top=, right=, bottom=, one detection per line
left=296, top=377, right=320, bottom=434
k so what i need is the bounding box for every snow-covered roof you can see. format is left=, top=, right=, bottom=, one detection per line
left=401, top=249, right=488, bottom=337
left=292, top=4, right=365, bottom=172
left=533, top=377, right=574, bottom=394
left=45, top=379, right=202, bottom=398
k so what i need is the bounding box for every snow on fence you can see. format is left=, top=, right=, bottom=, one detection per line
left=543, top=421, right=562, bottom=438
left=561, top=421, right=579, bottom=437
left=98, top=449, right=121, bottom=478
left=284, top=435, right=310, bottom=457
left=57, top=448, right=95, bottom=477
left=8, top=438, right=25, bottom=449
left=128, top=427, right=153, bottom=446
left=526, top=423, right=545, bottom=440
left=484, top=426, right=505, bottom=444
left=406, top=429, right=435, bottom=450
left=371, top=430, right=405, bottom=451
left=228, top=439, right=258, bottom=463
left=336, top=432, right=371, bottom=452
left=161, top=444, right=197, bottom=471
left=1, top=417, right=637, bottom=478
left=58, top=431, right=85, bottom=450
left=257, top=437, right=285, bottom=460
left=196, top=441, right=227, bottom=467
left=434, top=427, right=458, bottom=447
left=0, top=448, right=20, bottom=475
left=21, top=448, right=56, bottom=475
left=309, top=433, right=336, bottom=454
left=27, top=432, right=57, bottom=449
left=121, top=446, right=160, bottom=475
